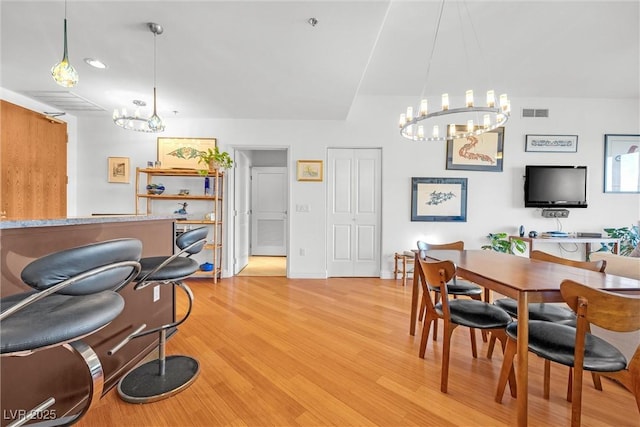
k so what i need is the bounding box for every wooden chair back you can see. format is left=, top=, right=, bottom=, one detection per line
left=561, top=279, right=640, bottom=333
left=560, top=279, right=640, bottom=422
left=417, top=258, right=456, bottom=312
left=417, top=240, right=465, bottom=251
left=531, top=250, right=606, bottom=272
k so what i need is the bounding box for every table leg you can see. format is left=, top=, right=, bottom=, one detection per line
left=409, top=252, right=420, bottom=336
left=517, top=292, right=529, bottom=427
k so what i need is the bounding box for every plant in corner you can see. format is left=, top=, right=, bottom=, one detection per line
left=197, top=147, right=233, bottom=176
left=481, top=232, right=526, bottom=255
left=601, top=225, right=639, bottom=256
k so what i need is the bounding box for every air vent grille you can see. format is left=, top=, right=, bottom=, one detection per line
left=22, top=91, right=106, bottom=112
left=522, top=108, right=549, bottom=118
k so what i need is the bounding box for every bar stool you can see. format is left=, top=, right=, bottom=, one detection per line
left=115, top=226, right=208, bottom=403
left=0, top=239, right=142, bottom=426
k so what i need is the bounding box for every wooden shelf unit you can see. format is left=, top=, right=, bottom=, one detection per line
left=135, top=167, right=224, bottom=283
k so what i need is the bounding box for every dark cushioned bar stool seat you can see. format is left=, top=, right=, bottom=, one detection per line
left=116, top=227, right=208, bottom=404
left=0, top=238, right=142, bottom=426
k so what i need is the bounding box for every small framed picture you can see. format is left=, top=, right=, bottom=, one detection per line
left=297, top=160, right=323, bottom=182
left=446, top=127, right=504, bottom=172
left=108, top=157, right=130, bottom=183
left=525, top=134, right=578, bottom=153
left=411, top=177, right=468, bottom=222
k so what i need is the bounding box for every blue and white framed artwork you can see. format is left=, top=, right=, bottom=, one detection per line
left=411, top=177, right=468, bottom=222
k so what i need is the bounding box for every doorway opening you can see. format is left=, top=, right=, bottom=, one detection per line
left=232, top=148, right=289, bottom=277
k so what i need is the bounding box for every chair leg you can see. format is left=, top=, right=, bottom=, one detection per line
left=486, top=333, right=497, bottom=359
left=441, top=322, right=458, bottom=393
left=432, top=292, right=440, bottom=341
left=544, top=360, right=551, bottom=399
left=494, top=331, right=517, bottom=398
left=570, top=364, right=585, bottom=426
left=469, top=328, right=478, bottom=358
left=591, top=372, right=603, bottom=391
left=394, top=253, right=399, bottom=280
left=495, top=337, right=517, bottom=403
left=402, top=256, right=408, bottom=286
left=419, top=313, right=436, bottom=358
left=567, top=367, right=573, bottom=402
left=418, top=295, right=426, bottom=321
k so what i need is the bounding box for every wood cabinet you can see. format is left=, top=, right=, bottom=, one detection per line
left=135, top=168, right=223, bottom=282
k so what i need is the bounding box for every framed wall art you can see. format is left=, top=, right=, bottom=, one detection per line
left=107, top=157, right=130, bottom=183
left=297, top=160, right=323, bottom=181
left=157, top=137, right=217, bottom=169
left=411, top=177, right=468, bottom=222
left=604, top=134, right=640, bottom=193
left=446, top=127, right=504, bottom=172
left=525, top=134, right=578, bottom=153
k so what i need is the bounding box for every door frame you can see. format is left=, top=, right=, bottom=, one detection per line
left=228, top=146, right=291, bottom=278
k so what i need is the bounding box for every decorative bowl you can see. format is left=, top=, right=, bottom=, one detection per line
left=199, top=262, right=214, bottom=272
left=146, top=184, right=165, bottom=195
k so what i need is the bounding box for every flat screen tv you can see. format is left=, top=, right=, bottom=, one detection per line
left=524, top=165, right=588, bottom=208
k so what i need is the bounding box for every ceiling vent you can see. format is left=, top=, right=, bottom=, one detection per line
left=22, top=91, right=106, bottom=113
left=522, top=108, right=549, bottom=118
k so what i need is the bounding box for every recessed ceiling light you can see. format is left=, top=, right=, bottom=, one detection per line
left=84, top=58, right=107, bottom=69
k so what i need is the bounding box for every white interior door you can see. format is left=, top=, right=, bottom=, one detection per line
left=234, top=151, right=250, bottom=273
left=251, top=167, right=287, bottom=256
left=327, top=148, right=381, bottom=277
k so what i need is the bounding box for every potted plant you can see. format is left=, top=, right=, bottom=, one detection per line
left=601, top=225, right=639, bottom=256
left=481, top=232, right=526, bottom=254
left=197, top=146, right=233, bottom=174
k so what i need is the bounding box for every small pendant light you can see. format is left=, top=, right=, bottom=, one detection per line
left=51, top=0, right=79, bottom=87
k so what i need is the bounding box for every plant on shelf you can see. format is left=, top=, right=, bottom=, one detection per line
left=481, top=232, right=526, bottom=255
left=197, top=146, right=233, bottom=175
left=600, top=225, right=639, bottom=256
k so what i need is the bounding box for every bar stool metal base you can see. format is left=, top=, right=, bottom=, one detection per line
left=117, top=355, right=199, bottom=403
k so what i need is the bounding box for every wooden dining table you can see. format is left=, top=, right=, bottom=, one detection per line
left=409, top=249, right=640, bottom=427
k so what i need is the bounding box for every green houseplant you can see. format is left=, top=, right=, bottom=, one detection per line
left=481, top=232, right=526, bottom=255
left=197, top=147, right=233, bottom=175
left=601, top=225, right=639, bottom=256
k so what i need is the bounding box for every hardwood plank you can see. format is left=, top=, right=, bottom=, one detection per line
left=79, top=277, right=639, bottom=427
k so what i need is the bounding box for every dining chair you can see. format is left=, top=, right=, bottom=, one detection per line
left=488, top=250, right=607, bottom=400
left=416, top=257, right=516, bottom=394
left=416, top=240, right=486, bottom=342
left=495, top=279, right=640, bottom=426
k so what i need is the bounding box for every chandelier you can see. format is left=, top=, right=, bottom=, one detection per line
left=113, top=23, right=165, bottom=133
left=51, top=0, right=78, bottom=87
left=398, top=0, right=510, bottom=142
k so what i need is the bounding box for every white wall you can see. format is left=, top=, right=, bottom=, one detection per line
left=5, top=90, right=639, bottom=278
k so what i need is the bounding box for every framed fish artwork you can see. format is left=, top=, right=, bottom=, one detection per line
left=157, top=137, right=217, bottom=169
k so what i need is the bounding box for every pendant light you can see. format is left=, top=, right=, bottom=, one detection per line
left=113, top=23, right=165, bottom=133
left=147, top=23, right=165, bottom=132
left=51, top=0, right=79, bottom=87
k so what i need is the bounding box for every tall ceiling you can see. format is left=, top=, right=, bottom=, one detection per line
left=1, top=1, right=638, bottom=120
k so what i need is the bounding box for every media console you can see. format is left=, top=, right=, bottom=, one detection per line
left=509, top=235, right=619, bottom=260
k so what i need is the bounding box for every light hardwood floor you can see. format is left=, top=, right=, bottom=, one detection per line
left=79, top=277, right=638, bottom=426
